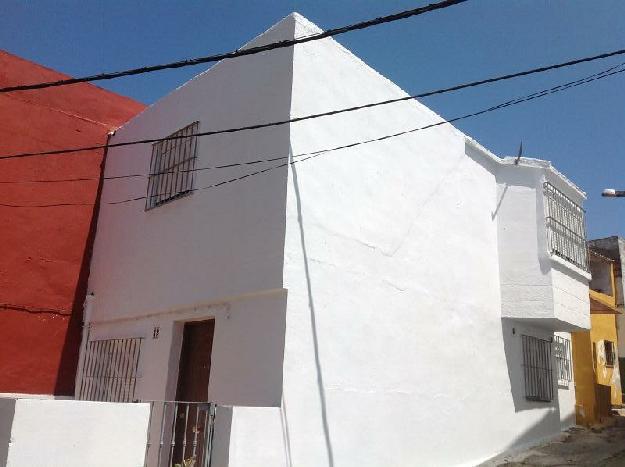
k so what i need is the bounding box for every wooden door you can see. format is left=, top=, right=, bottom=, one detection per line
left=172, top=320, right=215, bottom=465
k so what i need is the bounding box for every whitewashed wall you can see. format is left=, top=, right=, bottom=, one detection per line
left=220, top=14, right=581, bottom=467
left=84, top=12, right=587, bottom=467
left=86, top=292, right=286, bottom=407
left=88, top=18, right=296, bottom=322
left=0, top=397, right=149, bottom=467
left=85, top=16, right=298, bottom=408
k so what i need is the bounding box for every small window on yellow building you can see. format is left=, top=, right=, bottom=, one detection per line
left=605, top=341, right=616, bottom=367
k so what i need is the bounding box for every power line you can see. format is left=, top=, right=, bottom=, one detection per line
left=2, top=61, right=622, bottom=185
left=1, top=64, right=622, bottom=208
left=0, top=0, right=467, bottom=94
left=2, top=47, right=625, bottom=162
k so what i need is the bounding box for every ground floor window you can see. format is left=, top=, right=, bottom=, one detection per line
left=554, top=336, right=572, bottom=384
left=78, top=337, right=143, bottom=402
left=522, top=335, right=554, bottom=402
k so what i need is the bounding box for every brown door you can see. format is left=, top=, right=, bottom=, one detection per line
left=172, top=320, right=215, bottom=465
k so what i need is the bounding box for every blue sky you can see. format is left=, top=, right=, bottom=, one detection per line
left=2, top=0, right=624, bottom=238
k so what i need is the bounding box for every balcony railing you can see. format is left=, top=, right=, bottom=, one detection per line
left=144, top=401, right=216, bottom=467
left=543, top=182, right=588, bottom=272
left=546, top=217, right=589, bottom=271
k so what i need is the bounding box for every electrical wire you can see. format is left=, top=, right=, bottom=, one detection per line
left=0, top=0, right=467, bottom=94
left=2, top=48, right=625, bottom=162
left=1, top=63, right=622, bottom=208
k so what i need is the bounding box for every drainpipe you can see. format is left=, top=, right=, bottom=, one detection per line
left=72, top=130, right=114, bottom=399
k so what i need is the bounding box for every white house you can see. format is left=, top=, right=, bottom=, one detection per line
left=76, top=13, right=591, bottom=467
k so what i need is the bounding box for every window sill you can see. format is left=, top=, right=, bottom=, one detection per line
left=549, top=253, right=592, bottom=281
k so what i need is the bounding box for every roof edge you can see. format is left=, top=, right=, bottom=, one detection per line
left=465, top=136, right=586, bottom=199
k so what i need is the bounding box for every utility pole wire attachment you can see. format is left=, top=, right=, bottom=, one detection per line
left=514, top=141, right=523, bottom=165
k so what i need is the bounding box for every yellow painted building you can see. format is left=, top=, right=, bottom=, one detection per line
left=572, top=250, right=622, bottom=426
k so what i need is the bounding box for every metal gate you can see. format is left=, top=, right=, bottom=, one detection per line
left=144, top=401, right=216, bottom=467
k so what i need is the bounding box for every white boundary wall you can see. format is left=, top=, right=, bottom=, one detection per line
left=0, top=397, right=149, bottom=467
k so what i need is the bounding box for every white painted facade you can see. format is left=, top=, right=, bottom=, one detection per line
left=80, top=14, right=590, bottom=466
left=0, top=396, right=149, bottom=467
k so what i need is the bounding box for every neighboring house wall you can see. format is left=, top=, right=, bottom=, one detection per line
left=80, top=13, right=589, bottom=467
left=573, top=313, right=621, bottom=427
left=588, top=237, right=625, bottom=390
left=0, top=397, right=149, bottom=467
left=0, top=51, right=143, bottom=395
left=590, top=314, right=622, bottom=406
left=573, top=250, right=622, bottom=425
left=572, top=330, right=598, bottom=425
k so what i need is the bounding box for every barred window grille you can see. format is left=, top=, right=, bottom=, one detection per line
left=605, top=340, right=616, bottom=367
left=146, top=122, right=199, bottom=210
left=543, top=182, right=588, bottom=271
left=78, top=337, right=143, bottom=402
left=554, top=336, right=572, bottom=383
left=522, top=335, right=554, bottom=402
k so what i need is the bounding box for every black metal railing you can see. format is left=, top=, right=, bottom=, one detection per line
left=543, top=182, right=588, bottom=271
left=146, top=121, right=199, bottom=210
left=144, top=401, right=216, bottom=467
left=78, top=337, right=143, bottom=402
left=522, top=335, right=554, bottom=402
left=553, top=336, right=572, bottom=383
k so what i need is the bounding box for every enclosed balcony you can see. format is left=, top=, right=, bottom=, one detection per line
left=496, top=159, right=591, bottom=331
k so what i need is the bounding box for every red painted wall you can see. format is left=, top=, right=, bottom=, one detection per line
left=0, top=51, right=145, bottom=395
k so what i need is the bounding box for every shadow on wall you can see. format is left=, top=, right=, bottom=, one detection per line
left=480, top=320, right=568, bottom=464
left=491, top=183, right=509, bottom=220
left=291, top=159, right=335, bottom=467
left=501, top=319, right=560, bottom=416
left=280, top=394, right=294, bottom=467
left=54, top=145, right=110, bottom=396
left=211, top=406, right=233, bottom=467
left=478, top=409, right=564, bottom=466
left=0, top=398, right=15, bottom=466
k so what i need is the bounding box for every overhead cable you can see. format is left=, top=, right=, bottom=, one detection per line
left=1, top=63, right=622, bottom=208
left=1, top=48, right=625, bottom=162
left=0, top=0, right=467, bottom=94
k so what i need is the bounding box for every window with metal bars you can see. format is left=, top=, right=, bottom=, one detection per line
left=78, top=337, right=143, bottom=402
left=522, top=335, right=554, bottom=402
left=146, top=122, right=199, bottom=210
left=605, top=340, right=616, bottom=367
left=554, top=336, right=572, bottom=383
left=543, top=181, right=588, bottom=271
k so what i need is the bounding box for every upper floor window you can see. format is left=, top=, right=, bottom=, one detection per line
left=146, top=122, right=199, bottom=210
left=543, top=182, right=588, bottom=271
